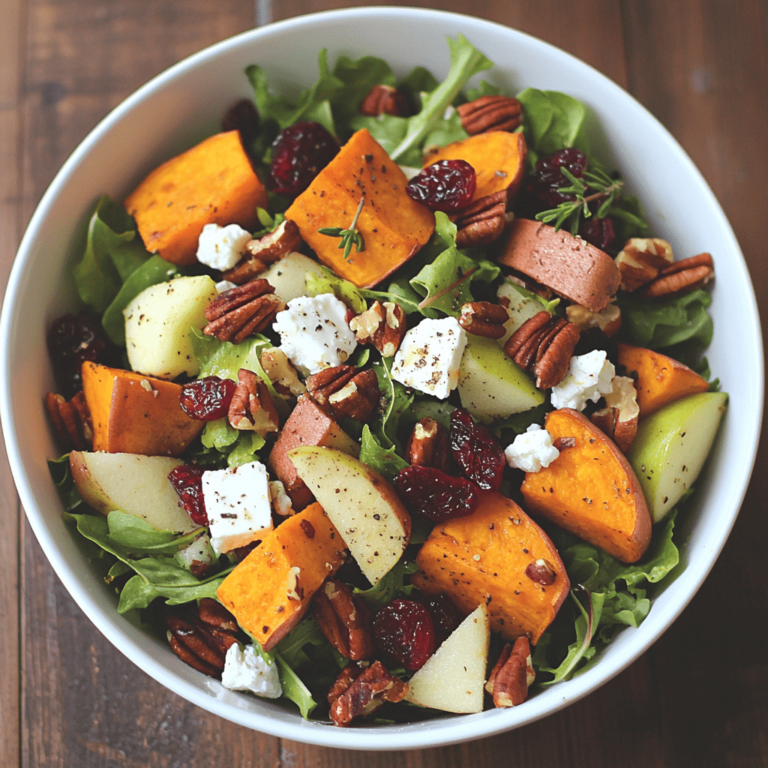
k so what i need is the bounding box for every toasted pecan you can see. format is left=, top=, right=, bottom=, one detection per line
left=406, top=417, right=452, bottom=473
left=204, top=278, right=285, bottom=342
left=305, top=365, right=380, bottom=422
left=459, top=301, right=509, bottom=339
left=313, top=579, right=374, bottom=661
left=228, top=368, right=279, bottom=435
left=456, top=95, right=523, bottom=134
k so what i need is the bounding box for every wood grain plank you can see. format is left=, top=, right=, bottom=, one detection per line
left=0, top=0, right=25, bottom=765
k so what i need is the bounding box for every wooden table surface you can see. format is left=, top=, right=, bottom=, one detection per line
left=2, top=0, right=767, bottom=765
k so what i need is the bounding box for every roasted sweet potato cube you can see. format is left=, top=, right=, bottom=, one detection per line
left=618, top=343, right=710, bottom=418
left=521, top=408, right=652, bottom=563
left=125, top=131, right=268, bottom=265
left=267, top=395, right=360, bottom=511
left=285, top=129, right=435, bottom=288
left=423, top=131, right=527, bottom=203
left=82, top=362, right=204, bottom=457
left=216, top=502, right=346, bottom=651
left=413, top=492, right=569, bottom=644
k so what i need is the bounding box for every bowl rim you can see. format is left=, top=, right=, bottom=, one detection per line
left=1, top=5, right=764, bottom=751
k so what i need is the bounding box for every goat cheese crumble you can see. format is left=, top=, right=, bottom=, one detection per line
left=550, top=350, right=615, bottom=411
left=196, top=223, right=252, bottom=270
left=221, top=644, right=282, bottom=699
left=504, top=424, right=560, bottom=473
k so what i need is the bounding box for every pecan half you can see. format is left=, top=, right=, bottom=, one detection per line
left=590, top=375, right=639, bottom=452
left=459, top=301, right=509, bottom=339
left=615, top=238, right=674, bottom=292
left=45, top=391, right=92, bottom=451
left=228, top=368, right=279, bottom=435
left=260, top=347, right=306, bottom=400
left=359, top=84, right=410, bottom=117
left=485, top=637, right=535, bottom=707
left=305, top=365, right=380, bottom=422
left=504, top=311, right=581, bottom=389
left=566, top=303, right=622, bottom=337
left=222, top=220, right=302, bottom=285
left=456, top=95, right=523, bottom=134
left=406, top=417, right=452, bottom=473
left=204, top=279, right=285, bottom=342
left=349, top=301, right=407, bottom=357
left=450, top=190, right=508, bottom=248
left=639, top=253, right=714, bottom=299
left=167, top=602, right=241, bottom=678
left=313, top=579, right=374, bottom=661
left=329, top=660, right=409, bottom=726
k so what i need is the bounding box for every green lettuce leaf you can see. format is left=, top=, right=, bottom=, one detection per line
left=354, top=558, right=418, bottom=610
left=305, top=266, right=367, bottom=313
left=359, top=425, right=409, bottom=483
left=371, top=357, right=414, bottom=450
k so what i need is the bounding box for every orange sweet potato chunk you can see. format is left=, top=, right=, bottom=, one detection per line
left=125, top=131, right=267, bottom=266
left=216, top=502, right=346, bottom=651
left=413, top=492, right=569, bottom=644
left=82, top=361, right=204, bottom=457
left=521, top=409, right=652, bottom=563
left=423, top=131, right=527, bottom=203
left=285, top=129, right=435, bottom=288
left=618, top=343, right=709, bottom=418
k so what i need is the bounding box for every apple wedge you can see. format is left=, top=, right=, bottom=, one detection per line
left=627, top=392, right=728, bottom=522
left=70, top=451, right=197, bottom=532
left=288, top=446, right=411, bottom=584
left=406, top=604, right=490, bottom=714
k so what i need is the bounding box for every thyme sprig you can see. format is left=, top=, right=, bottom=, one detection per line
left=318, top=197, right=366, bottom=259
left=535, top=167, right=624, bottom=235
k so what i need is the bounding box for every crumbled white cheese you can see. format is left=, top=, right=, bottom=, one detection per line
left=175, top=531, right=215, bottom=571
left=202, top=461, right=273, bottom=554
left=268, top=480, right=294, bottom=517
left=550, top=350, right=616, bottom=411
left=215, top=280, right=238, bottom=294
left=504, top=424, right=560, bottom=473
left=272, top=293, right=357, bottom=375
left=196, top=223, right=251, bottom=270
left=391, top=317, right=467, bottom=399
left=221, top=644, right=282, bottom=699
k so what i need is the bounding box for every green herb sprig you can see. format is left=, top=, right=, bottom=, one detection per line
left=535, top=167, right=624, bottom=235
left=318, top=197, right=366, bottom=259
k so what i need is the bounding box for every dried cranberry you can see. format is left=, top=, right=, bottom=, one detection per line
left=222, top=99, right=260, bottom=143
left=418, top=593, right=464, bottom=647
left=393, top=466, right=478, bottom=522
left=179, top=376, right=237, bottom=421
left=522, top=148, right=589, bottom=215
left=268, top=121, right=339, bottom=196
left=373, top=598, right=435, bottom=671
left=449, top=408, right=506, bottom=491
left=168, top=465, right=207, bottom=526
left=47, top=313, right=114, bottom=398
left=406, top=159, right=476, bottom=212
left=579, top=215, right=616, bottom=252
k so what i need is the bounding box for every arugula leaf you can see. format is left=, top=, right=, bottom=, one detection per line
left=74, top=195, right=152, bottom=313
left=354, top=558, right=418, bottom=610
left=118, top=572, right=229, bottom=613
left=359, top=426, right=409, bottom=483
left=372, top=358, right=414, bottom=450
left=48, top=454, right=84, bottom=512
left=275, top=653, right=318, bottom=720
left=305, top=266, right=367, bottom=313
left=105, top=511, right=200, bottom=554
left=390, top=34, right=493, bottom=164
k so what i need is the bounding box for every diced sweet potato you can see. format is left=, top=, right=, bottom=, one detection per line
left=267, top=395, right=360, bottom=511
left=285, top=129, right=435, bottom=288
left=412, top=491, right=569, bottom=644
left=82, top=361, right=204, bottom=457
left=521, top=409, right=652, bottom=563
left=124, top=131, right=267, bottom=265
left=423, top=131, right=527, bottom=203
left=618, top=343, right=709, bottom=418
left=497, top=219, right=620, bottom=311
left=216, top=502, right=346, bottom=651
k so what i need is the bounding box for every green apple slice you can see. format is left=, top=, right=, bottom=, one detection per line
left=406, top=603, right=490, bottom=714
left=458, top=335, right=543, bottom=423
left=627, top=392, right=727, bottom=522
left=288, top=446, right=411, bottom=584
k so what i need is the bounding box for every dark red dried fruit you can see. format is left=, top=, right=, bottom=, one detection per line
left=373, top=598, right=435, bottom=671
left=393, top=466, right=478, bottom=522
left=406, top=159, right=477, bottom=212
left=450, top=408, right=506, bottom=491
left=179, top=376, right=237, bottom=421
left=221, top=99, right=260, bottom=143
left=47, top=313, right=114, bottom=398
left=522, top=148, right=588, bottom=214
left=578, top=215, right=616, bottom=252
left=168, top=465, right=207, bottom=526
left=268, top=121, right=339, bottom=196
left=418, top=592, right=464, bottom=647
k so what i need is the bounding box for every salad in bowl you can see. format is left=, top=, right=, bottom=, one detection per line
left=41, top=32, right=726, bottom=728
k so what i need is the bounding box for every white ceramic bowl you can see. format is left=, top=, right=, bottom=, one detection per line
left=0, top=7, right=763, bottom=751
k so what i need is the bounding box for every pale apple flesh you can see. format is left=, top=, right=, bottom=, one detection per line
left=288, top=446, right=411, bottom=584
left=458, top=335, right=543, bottom=424
left=406, top=603, right=490, bottom=714
left=261, top=251, right=326, bottom=303
left=627, top=392, right=728, bottom=522
left=70, top=451, right=198, bottom=533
